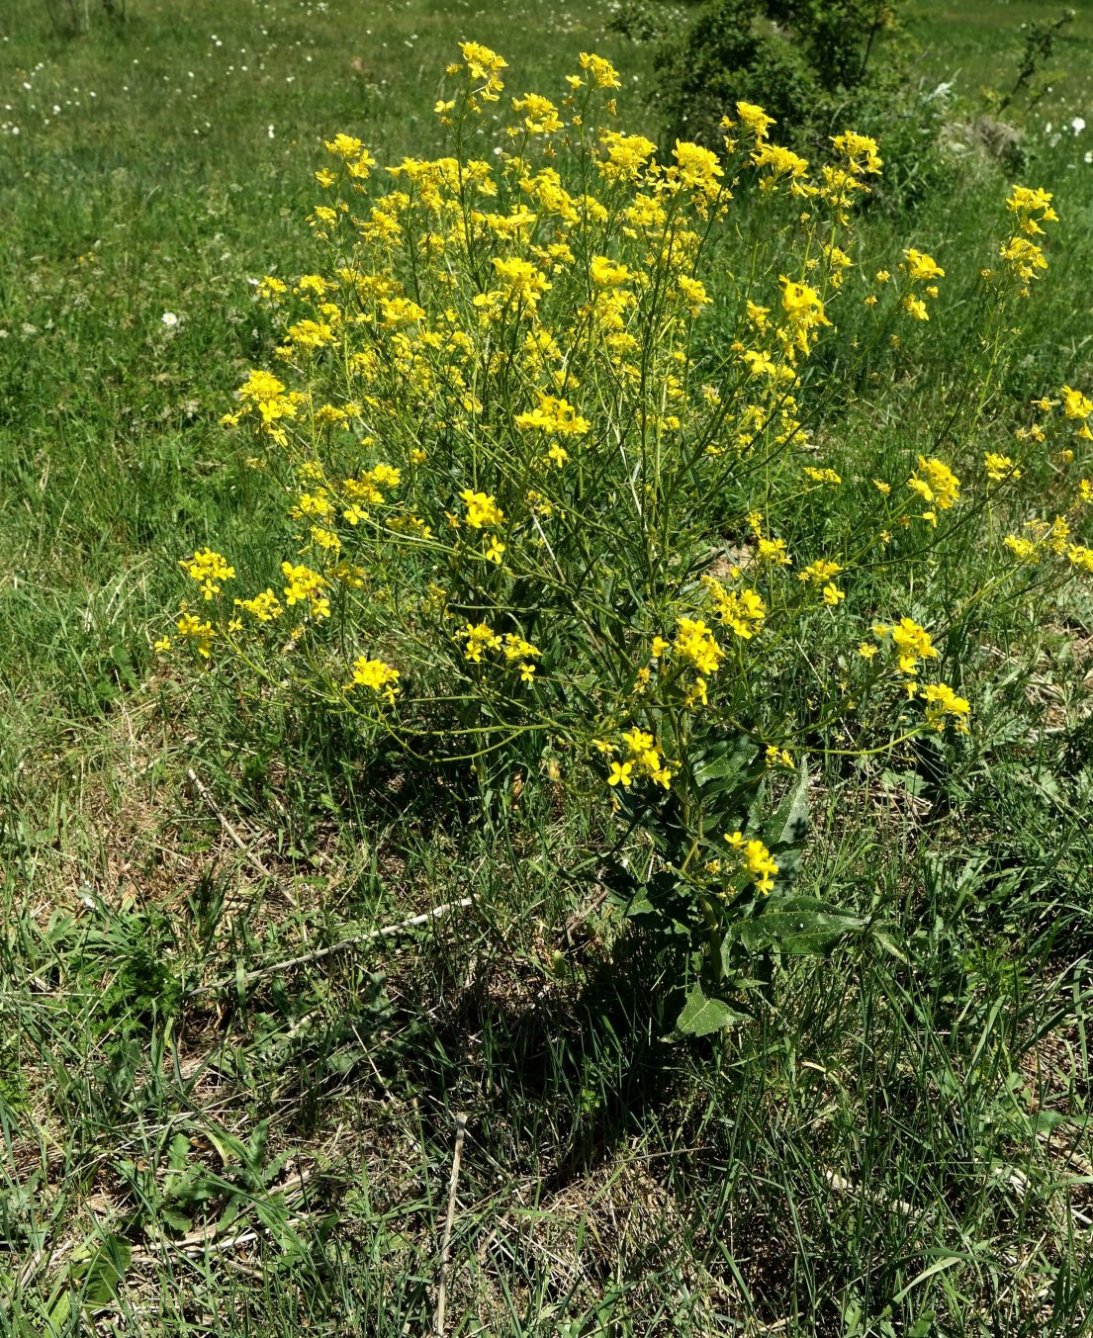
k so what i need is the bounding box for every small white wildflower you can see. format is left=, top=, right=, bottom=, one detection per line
left=161, top=311, right=179, bottom=328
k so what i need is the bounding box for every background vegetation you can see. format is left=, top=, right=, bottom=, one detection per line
left=2, top=0, right=1092, bottom=1333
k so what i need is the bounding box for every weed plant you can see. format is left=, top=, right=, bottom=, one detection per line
left=2, top=3, right=1093, bottom=1334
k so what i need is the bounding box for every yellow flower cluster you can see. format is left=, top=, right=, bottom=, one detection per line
left=907, top=456, right=960, bottom=524
left=235, top=589, right=283, bottom=623
left=873, top=618, right=939, bottom=677
left=602, top=727, right=672, bottom=790
left=161, top=45, right=1093, bottom=937
left=703, top=577, right=767, bottom=640
left=281, top=561, right=330, bottom=618
left=984, top=452, right=1020, bottom=483
left=455, top=622, right=540, bottom=683
left=181, top=548, right=235, bottom=601
left=349, top=656, right=401, bottom=704
left=1000, top=185, right=1058, bottom=291
left=459, top=490, right=505, bottom=529
left=919, top=682, right=971, bottom=734
left=899, top=247, right=944, bottom=321
left=673, top=617, right=726, bottom=676
left=724, top=831, right=779, bottom=894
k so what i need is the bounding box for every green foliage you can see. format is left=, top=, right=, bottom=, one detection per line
left=40, top=0, right=126, bottom=39
left=994, top=6, right=1077, bottom=113
left=654, top=0, right=954, bottom=208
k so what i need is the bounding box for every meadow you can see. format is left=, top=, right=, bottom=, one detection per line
left=2, top=0, right=1093, bottom=1333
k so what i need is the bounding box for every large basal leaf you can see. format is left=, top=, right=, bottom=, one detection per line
left=676, top=982, right=746, bottom=1036
left=692, top=736, right=760, bottom=796
left=770, top=758, right=810, bottom=850
left=735, top=895, right=865, bottom=955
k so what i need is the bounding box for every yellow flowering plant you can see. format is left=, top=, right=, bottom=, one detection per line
left=161, top=45, right=1092, bottom=1034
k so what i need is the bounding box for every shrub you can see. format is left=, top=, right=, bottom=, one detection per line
left=653, top=0, right=952, bottom=209
left=161, top=44, right=1092, bottom=1033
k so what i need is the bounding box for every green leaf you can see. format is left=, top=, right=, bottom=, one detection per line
left=676, top=983, right=745, bottom=1036
left=692, top=736, right=758, bottom=797
left=623, top=889, right=655, bottom=917
left=770, top=757, right=810, bottom=850
left=159, top=1208, right=193, bottom=1235
left=735, top=896, right=864, bottom=955
left=70, top=1235, right=131, bottom=1305
left=47, top=1288, right=72, bottom=1333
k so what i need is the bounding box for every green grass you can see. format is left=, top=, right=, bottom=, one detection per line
left=2, top=0, right=1093, bottom=1333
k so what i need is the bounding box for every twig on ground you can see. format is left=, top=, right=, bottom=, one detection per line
left=186, top=767, right=281, bottom=888
left=186, top=897, right=473, bottom=996
left=434, top=1112, right=468, bottom=1338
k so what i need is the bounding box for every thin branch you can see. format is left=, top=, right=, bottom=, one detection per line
left=434, top=1113, right=468, bottom=1338
left=186, top=768, right=277, bottom=884
left=186, top=898, right=473, bottom=996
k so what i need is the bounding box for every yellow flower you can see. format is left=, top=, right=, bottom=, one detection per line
left=1061, top=385, right=1093, bottom=421
left=459, top=40, right=508, bottom=99
left=1000, top=235, right=1048, bottom=284
left=671, top=141, right=724, bottom=198
left=457, top=621, right=503, bottom=663
left=902, top=248, right=945, bottom=282
left=920, top=682, right=971, bottom=733
left=589, top=255, right=635, bottom=288
left=724, top=831, right=779, bottom=894
left=234, top=589, right=283, bottom=622
left=798, top=559, right=842, bottom=584
left=349, top=656, right=401, bottom=704
left=779, top=275, right=831, bottom=356
left=487, top=256, right=552, bottom=310
left=757, top=537, right=792, bottom=567
left=753, top=142, right=811, bottom=187
left=677, top=274, right=711, bottom=317
left=324, top=132, right=365, bottom=159
left=460, top=489, right=505, bottom=529
left=876, top=617, right=939, bottom=676
left=673, top=617, right=726, bottom=675
left=512, top=92, right=563, bottom=135
left=515, top=393, right=590, bottom=436
left=907, top=456, right=960, bottom=510
left=597, top=130, right=657, bottom=182
left=281, top=562, right=330, bottom=617
left=176, top=612, right=215, bottom=658
left=984, top=452, right=1021, bottom=482
left=1006, top=184, right=1058, bottom=235
left=704, top=578, right=766, bottom=640
left=608, top=760, right=634, bottom=788
left=578, top=51, right=621, bottom=89
left=1063, top=542, right=1093, bottom=574
left=735, top=102, right=776, bottom=140
left=831, top=130, right=883, bottom=176
left=181, top=548, right=235, bottom=601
